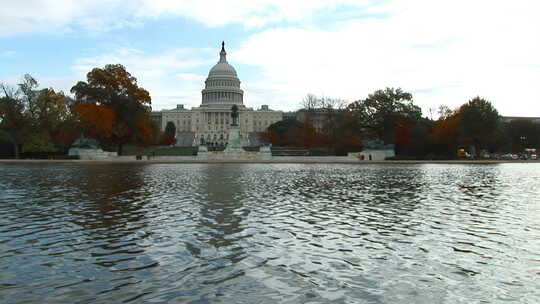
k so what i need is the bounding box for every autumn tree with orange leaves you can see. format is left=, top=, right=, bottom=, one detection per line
left=74, top=103, right=115, bottom=139
left=71, top=64, right=152, bottom=155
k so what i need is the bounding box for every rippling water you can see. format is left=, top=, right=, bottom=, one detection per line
left=1, top=163, right=539, bottom=303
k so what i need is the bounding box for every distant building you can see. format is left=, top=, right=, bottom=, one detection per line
left=502, top=116, right=540, bottom=124
left=295, top=108, right=339, bottom=133
left=282, top=111, right=297, bottom=121
left=152, top=42, right=282, bottom=146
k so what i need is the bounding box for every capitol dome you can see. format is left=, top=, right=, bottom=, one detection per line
left=201, top=42, right=244, bottom=108
left=208, top=62, right=237, bottom=77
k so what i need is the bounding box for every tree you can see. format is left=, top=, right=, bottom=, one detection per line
left=0, top=133, right=15, bottom=157
left=164, top=121, right=176, bottom=138
left=18, top=74, right=39, bottom=107
left=74, top=103, right=115, bottom=138
left=137, top=118, right=153, bottom=146
left=323, top=110, right=364, bottom=155
left=294, top=121, right=319, bottom=148
left=299, top=94, right=323, bottom=124
left=457, top=96, right=501, bottom=152
left=1, top=75, right=78, bottom=157
left=437, top=105, right=453, bottom=120
left=22, top=78, right=74, bottom=152
left=149, top=120, right=161, bottom=145
left=266, top=118, right=326, bottom=149
left=299, top=94, right=349, bottom=150
left=395, top=118, right=435, bottom=158
left=51, top=117, right=80, bottom=153
left=160, top=121, right=177, bottom=146
left=347, top=87, right=422, bottom=143
left=300, top=93, right=321, bottom=111
left=319, top=96, right=347, bottom=149
left=71, top=64, right=152, bottom=155
left=28, top=88, right=70, bottom=133
left=432, top=112, right=462, bottom=158
left=0, top=83, right=30, bottom=158
left=22, top=131, right=57, bottom=153
left=267, top=119, right=304, bottom=146
left=430, top=97, right=504, bottom=158
left=258, top=130, right=281, bottom=146
left=299, top=94, right=346, bottom=127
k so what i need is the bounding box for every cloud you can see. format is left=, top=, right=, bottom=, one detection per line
left=135, top=0, right=379, bottom=28
left=69, top=47, right=212, bottom=110
left=0, top=0, right=142, bottom=36
left=3, top=0, right=539, bottom=116
left=71, top=48, right=210, bottom=73
left=175, top=73, right=206, bottom=82
left=0, top=46, right=214, bottom=111
left=0, top=0, right=379, bottom=36
left=232, top=0, right=540, bottom=115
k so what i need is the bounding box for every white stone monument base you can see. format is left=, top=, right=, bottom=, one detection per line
left=69, top=148, right=118, bottom=160
left=196, top=125, right=272, bottom=160
left=348, top=149, right=395, bottom=161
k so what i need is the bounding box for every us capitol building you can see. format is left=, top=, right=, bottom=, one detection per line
left=151, top=42, right=283, bottom=146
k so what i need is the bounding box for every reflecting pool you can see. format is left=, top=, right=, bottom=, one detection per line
left=1, top=163, right=539, bottom=303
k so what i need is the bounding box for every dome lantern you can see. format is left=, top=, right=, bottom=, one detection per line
left=219, top=41, right=227, bottom=63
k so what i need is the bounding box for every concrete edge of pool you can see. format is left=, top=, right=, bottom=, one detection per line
left=1, top=158, right=539, bottom=164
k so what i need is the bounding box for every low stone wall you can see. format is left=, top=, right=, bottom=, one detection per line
left=197, top=151, right=271, bottom=161
left=145, top=156, right=197, bottom=161
left=78, top=151, right=118, bottom=160
left=109, top=155, right=198, bottom=161
left=69, top=155, right=360, bottom=163
left=3, top=158, right=539, bottom=164
left=348, top=150, right=394, bottom=161
left=273, top=156, right=357, bottom=163
left=66, top=150, right=366, bottom=162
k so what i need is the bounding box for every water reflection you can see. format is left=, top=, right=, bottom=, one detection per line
left=67, top=165, right=149, bottom=231
left=199, top=165, right=249, bottom=250
left=0, top=163, right=539, bottom=303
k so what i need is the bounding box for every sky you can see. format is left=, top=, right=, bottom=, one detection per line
left=1, top=0, right=539, bottom=117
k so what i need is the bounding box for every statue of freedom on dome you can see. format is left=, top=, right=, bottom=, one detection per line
left=230, top=105, right=239, bottom=126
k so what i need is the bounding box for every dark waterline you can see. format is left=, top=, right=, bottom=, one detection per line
left=1, top=163, right=539, bottom=303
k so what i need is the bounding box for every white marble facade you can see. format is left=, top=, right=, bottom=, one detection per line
left=153, top=42, right=282, bottom=146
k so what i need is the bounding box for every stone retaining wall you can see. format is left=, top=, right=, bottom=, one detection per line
left=71, top=155, right=361, bottom=163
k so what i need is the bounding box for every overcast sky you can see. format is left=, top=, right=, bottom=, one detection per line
left=1, top=0, right=539, bottom=117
